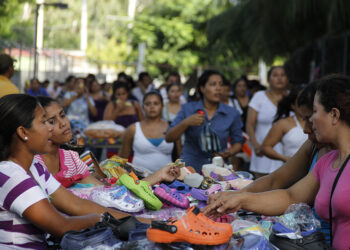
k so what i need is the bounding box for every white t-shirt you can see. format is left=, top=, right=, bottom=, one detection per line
left=248, top=91, right=283, bottom=174
left=0, top=160, right=60, bottom=249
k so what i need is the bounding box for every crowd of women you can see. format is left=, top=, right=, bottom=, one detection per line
left=1, top=65, right=350, bottom=249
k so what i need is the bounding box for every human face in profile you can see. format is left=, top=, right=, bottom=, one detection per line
left=44, top=102, right=72, bottom=145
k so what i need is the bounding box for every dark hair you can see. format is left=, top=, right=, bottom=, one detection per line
left=196, top=70, right=223, bottom=99
left=65, top=75, right=75, bottom=83
left=297, top=81, right=319, bottom=110
left=88, top=79, right=99, bottom=93
left=0, top=53, right=14, bottom=74
left=233, top=77, right=247, bottom=91
left=0, top=94, right=39, bottom=161
left=166, top=82, right=181, bottom=93
left=166, top=72, right=180, bottom=82
left=139, top=72, right=150, bottom=81
left=267, top=66, right=284, bottom=80
left=143, top=90, right=163, bottom=105
left=274, top=85, right=304, bottom=122
left=222, top=75, right=231, bottom=87
left=118, top=72, right=127, bottom=79
left=112, top=81, right=129, bottom=101
left=316, top=74, right=350, bottom=126
left=37, top=96, right=58, bottom=108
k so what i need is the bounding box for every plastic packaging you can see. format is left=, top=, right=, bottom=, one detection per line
left=278, top=203, right=321, bottom=233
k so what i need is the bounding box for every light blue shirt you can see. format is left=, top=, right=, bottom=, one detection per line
left=169, top=100, right=244, bottom=172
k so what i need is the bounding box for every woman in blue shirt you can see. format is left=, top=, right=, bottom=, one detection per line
left=165, top=70, right=244, bottom=172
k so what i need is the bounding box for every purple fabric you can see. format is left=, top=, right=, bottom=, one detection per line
left=34, top=162, right=50, bottom=181
left=115, top=114, right=139, bottom=128
left=0, top=172, right=10, bottom=187
left=0, top=220, right=43, bottom=235
left=89, top=99, right=107, bottom=122
left=3, top=178, right=37, bottom=210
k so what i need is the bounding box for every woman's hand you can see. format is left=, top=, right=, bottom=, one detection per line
left=184, top=113, right=205, bottom=126
left=115, top=99, right=127, bottom=111
left=202, top=191, right=245, bottom=219
left=143, top=164, right=180, bottom=186
left=214, top=151, right=231, bottom=159
left=253, top=143, right=263, bottom=156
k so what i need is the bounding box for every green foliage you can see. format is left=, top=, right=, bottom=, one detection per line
left=0, top=0, right=34, bottom=46
left=130, top=0, right=229, bottom=75
left=207, top=0, right=350, bottom=63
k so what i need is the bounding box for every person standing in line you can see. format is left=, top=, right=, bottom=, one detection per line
left=262, top=86, right=308, bottom=162
left=131, top=72, right=155, bottom=104
left=0, top=53, right=20, bottom=98
left=246, top=66, right=289, bottom=178
left=120, top=91, right=175, bottom=173
left=26, top=78, right=49, bottom=97
left=165, top=70, right=244, bottom=172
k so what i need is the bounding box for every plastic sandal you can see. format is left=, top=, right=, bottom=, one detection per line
left=94, top=212, right=150, bottom=241
left=117, top=172, right=162, bottom=210
left=166, top=180, right=192, bottom=194
left=187, top=206, right=233, bottom=231
left=154, top=184, right=189, bottom=209
left=146, top=206, right=232, bottom=245
left=89, top=185, right=144, bottom=213
left=190, top=183, right=223, bottom=202
left=210, top=171, right=238, bottom=181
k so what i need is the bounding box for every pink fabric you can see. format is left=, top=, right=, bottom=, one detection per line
left=313, top=150, right=350, bottom=250
left=34, top=149, right=90, bottom=188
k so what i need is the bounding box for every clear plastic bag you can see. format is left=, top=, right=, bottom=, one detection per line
left=279, top=203, right=321, bottom=233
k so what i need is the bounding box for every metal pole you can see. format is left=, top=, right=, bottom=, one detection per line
left=33, top=4, right=40, bottom=78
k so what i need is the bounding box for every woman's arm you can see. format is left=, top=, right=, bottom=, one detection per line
left=51, top=186, right=129, bottom=220
left=23, top=197, right=101, bottom=237
left=79, top=174, right=104, bottom=186
left=103, top=102, right=116, bottom=120
left=119, top=124, right=136, bottom=159
left=203, top=170, right=319, bottom=217
left=246, top=107, right=262, bottom=156
left=262, top=120, right=289, bottom=162
left=86, top=95, right=97, bottom=117
left=165, top=113, right=204, bottom=142
left=242, top=139, right=313, bottom=192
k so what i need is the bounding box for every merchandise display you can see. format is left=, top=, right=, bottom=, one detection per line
left=60, top=155, right=329, bottom=249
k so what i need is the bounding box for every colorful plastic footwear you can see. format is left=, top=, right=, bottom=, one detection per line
left=89, top=185, right=144, bottom=213
left=117, top=172, right=162, bottom=210
left=210, top=171, right=238, bottom=181
left=187, top=206, right=233, bottom=231
left=154, top=184, right=189, bottom=209
left=190, top=184, right=223, bottom=202
left=146, top=206, right=232, bottom=245
left=167, top=180, right=192, bottom=194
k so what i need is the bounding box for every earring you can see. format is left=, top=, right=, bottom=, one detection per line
left=24, top=136, right=28, bottom=141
